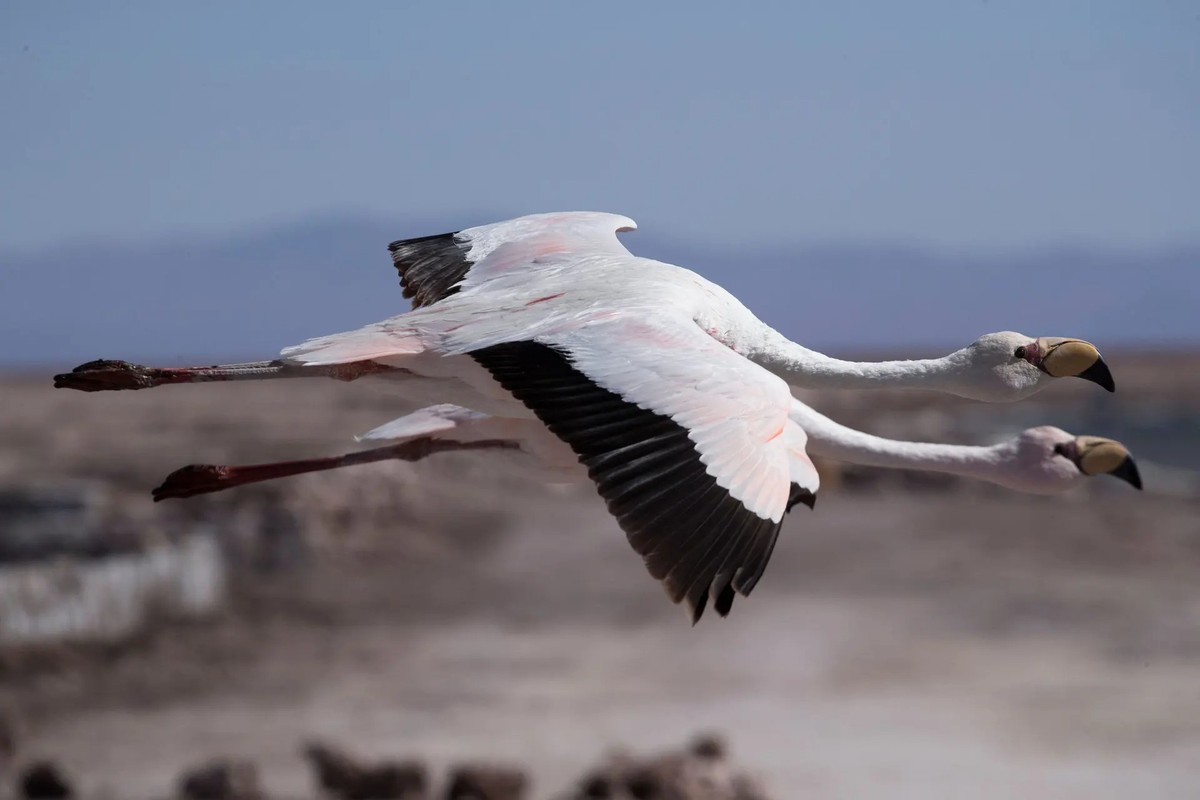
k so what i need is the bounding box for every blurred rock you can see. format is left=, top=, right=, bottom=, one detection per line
left=0, top=484, right=111, bottom=563
left=0, top=535, right=225, bottom=649
left=177, top=758, right=262, bottom=800
left=0, top=710, right=15, bottom=769
left=686, top=735, right=725, bottom=762
left=303, top=740, right=427, bottom=799
left=19, top=761, right=72, bottom=799
left=564, top=735, right=769, bottom=800
left=444, top=764, right=527, bottom=800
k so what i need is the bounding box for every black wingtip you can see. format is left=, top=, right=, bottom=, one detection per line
left=789, top=489, right=817, bottom=510
left=714, top=583, right=736, bottom=617
left=1077, top=358, right=1116, bottom=393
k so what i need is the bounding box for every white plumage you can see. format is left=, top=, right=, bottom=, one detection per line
left=54, top=211, right=1137, bottom=622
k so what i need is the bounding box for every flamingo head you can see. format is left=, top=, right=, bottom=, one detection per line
left=954, top=332, right=1114, bottom=402
left=995, top=426, right=1142, bottom=494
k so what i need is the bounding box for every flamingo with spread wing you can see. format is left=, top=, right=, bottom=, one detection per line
left=55, top=212, right=1138, bottom=621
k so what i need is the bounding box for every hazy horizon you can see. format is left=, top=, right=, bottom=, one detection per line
left=3, top=3, right=1197, bottom=363
left=4, top=209, right=1196, bottom=367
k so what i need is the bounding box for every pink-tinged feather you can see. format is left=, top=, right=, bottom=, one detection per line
left=281, top=328, right=426, bottom=366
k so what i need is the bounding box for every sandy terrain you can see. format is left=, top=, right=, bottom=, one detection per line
left=2, top=355, right=1199, bottom=798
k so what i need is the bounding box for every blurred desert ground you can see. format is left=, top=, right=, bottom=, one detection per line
left=2, top=349, right=1200, bottom=799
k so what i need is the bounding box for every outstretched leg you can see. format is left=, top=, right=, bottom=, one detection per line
left=152, top=437, right=519, bottom=501
left=53, top=358, right=398, bottom=392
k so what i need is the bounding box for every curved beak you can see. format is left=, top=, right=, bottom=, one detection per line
left=1075, top=357, right=1115, bottom=392
left=1106, top=456, right=1142, bottom=490
left=1074, top=435, right=1142, bottom=490
left=1036, top=338, right=1115, bottom=392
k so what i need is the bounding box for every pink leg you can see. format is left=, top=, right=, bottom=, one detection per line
left=152, top=437, right=518, bottom=501
left=53, top=358, right=398, bottom=392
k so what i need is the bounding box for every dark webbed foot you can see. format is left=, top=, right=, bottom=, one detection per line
left=53, top=360, right=165, bottom=391
left=152, top=465, right=231, bottom=501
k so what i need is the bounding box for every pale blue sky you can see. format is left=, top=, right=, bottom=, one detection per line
left=2, top=1, right=1198, bottom=251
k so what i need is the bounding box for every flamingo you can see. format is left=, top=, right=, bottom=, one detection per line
left=53, top=211, right=1137, bottom=621
left=146, top=400, right=1141, bottom=621
left=55, top=212, right=1113, bottom=401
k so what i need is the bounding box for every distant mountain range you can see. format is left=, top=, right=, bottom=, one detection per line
left=3, top=213, right=1197, bottom=367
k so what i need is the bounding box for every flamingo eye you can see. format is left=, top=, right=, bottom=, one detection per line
left=1053, top=443, right=1068, bottom=457
left=1014, top=346, right=1026, bottom=359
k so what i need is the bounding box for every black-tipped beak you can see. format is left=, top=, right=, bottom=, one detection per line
left=1108, top=456, right=1142, bottom=490
left=1076, top=358, right=1115, bottom=393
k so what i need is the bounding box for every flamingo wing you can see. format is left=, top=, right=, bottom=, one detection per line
left=388, top=211, right=636, bottom=308
left=471, top=315, right=819, bottom=622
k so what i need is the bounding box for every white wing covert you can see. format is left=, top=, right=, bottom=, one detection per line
left=388, top=211, right=636, bottom=308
